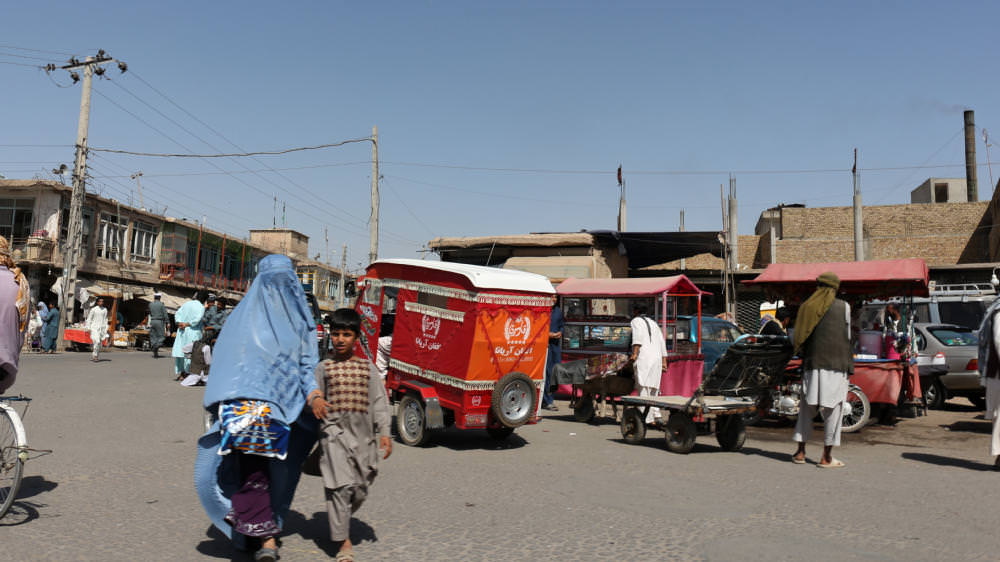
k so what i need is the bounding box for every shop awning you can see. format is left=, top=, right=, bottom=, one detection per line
left=556, top=275, right=709, bottom=297
left=585, top=230, right=724, bottom=269
left=743, top=258, right=930, bottom=298
left=137, top=288, right=190, bottom=313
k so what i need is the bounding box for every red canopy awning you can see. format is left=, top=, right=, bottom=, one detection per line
left=556, top=275, right=709, bottom=297
left=743, top=258, right=929, bottom=298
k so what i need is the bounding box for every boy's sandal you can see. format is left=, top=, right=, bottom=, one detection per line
left=254, top=547, right=278, bottom=562
left=336, top=552, right=355, bottom=562
left=817, top=458, right=845, bottom=468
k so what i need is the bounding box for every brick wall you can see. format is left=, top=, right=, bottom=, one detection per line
left=775, top=201, right=990, bottom=265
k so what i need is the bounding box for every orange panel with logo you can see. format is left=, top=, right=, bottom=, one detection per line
left=467, top=304, right=551, bottom=382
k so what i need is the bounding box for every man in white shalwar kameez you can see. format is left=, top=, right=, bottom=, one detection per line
left=977, top=298, right=1000, bottom=469
left=792, top=272, right=851, bottom=468
left=630, top=305, right=667, bottom=425
left=86, top=297, right=109, bottom=362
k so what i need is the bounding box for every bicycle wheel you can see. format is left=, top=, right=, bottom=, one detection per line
left=0, top=405, right=26, bottom=519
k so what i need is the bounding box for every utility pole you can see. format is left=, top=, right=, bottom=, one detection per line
left=679, top=210, right=686, bottom=271
left=852, top=148, right=864, bottom=261
left=56, top=53, right=120, bottom=351
left=337, top=244, right=347, bottom=307
left=617, top=164, right=626, bottom=232
left=369, top=126, right=379, bottom=265
left=130, top=171, right=145, bottom=209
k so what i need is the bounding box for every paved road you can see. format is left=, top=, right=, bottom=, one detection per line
left=2, top=351, right=998, bottom=561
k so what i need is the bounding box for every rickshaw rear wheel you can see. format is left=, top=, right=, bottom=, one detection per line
left=664, top=412, right=697, bottom=454
left=396, top=394, right=429, bottom=447
left=573, top=395, right=595, bottom=423
left=491, top=372, right=538, bottom=428
left=714, top=415, right=746, bottom=451
left=486, top=426, right=515, bottom=441
left=620, top=406, right=646, bottom=444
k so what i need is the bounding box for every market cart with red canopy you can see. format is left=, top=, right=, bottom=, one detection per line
left=553, top=275, right=709, bottom=421
left=743, top=258, right=928, bottom=418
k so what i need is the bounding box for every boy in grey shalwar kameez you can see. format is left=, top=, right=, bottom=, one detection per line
left=309, top=308, right=392, bottom=561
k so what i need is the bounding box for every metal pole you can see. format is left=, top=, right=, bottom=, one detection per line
left=130, top=171, right=144, bottom=209
left=56, top=56, right=95, bottom=350
left=853, top=148, right=864, bottom=261
left=679, top=210, right=685, bottom=270
left=337, top=243, right=347, bottom=307
left=369, top=126, right=379, bottom=265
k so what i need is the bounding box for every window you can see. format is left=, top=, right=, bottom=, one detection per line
left=927, top=326, right=977, bottom=347
left=0, top=198, right=35, bottom=242
left=130, top=221, right=157, bottom=263
left=298, top=269, right=315, bottom=293
left=60, top=202, right=93, bottom=250
left=934, top=183, right=948, bottom=203
left=938, top=301, right=988, bottom=330
left=199, top=246, right=219, bottom=273
left=97, top=213, right=127, bottom=260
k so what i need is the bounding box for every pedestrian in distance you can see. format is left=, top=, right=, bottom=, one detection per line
left=977, top=297, right=1000, bottom=469
left=172, top=290, right=206, bottom=380
left=41, top=301, right=59, bottom=353
left=760, top=307, right=792, bottom=336
left=146, top=292, right=168, bottom=358
left=180, top=327, right=216, bottom=387
left=0, top=234, right=29, bottom=393
left=791, top=272, right=851, bottom=468
left=629, top=304, right=667, bottom=425
left=542, top=304, right=564, bottom=411
left=195, top=255, right=321, bottom=562
left=86, top=297, right=109, bottom=362
left=203, top=293, right=225, bottom=333
left=309, top=308, right=392, bottom=562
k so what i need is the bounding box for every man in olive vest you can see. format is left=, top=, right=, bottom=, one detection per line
left=147, top=293, right=168, bottom=358
left=791, top=272, right=852, bottom=468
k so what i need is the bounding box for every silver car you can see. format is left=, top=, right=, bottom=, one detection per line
left=913, top=322, right=984, bottom=409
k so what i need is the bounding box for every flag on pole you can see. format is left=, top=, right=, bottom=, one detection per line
left=617, top=165, right=623, bottom=187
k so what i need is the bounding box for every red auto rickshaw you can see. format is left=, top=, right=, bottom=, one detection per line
left=355, top=259, right=556, bottom=445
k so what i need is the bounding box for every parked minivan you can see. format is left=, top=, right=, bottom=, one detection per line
left=862, top=283, right=996, bottom=332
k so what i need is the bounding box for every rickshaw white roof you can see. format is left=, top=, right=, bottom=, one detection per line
left=371, top=259, right=556, bottom=294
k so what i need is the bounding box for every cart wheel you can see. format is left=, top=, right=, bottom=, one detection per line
left=574, top=395, right=595, bottom=423
left=664, top=412, right=697, bottom=454
left=396, top=394, right=430, bottom=447
left=486, top=426, right=515, bottom=441
left=842, top=384, right=871, bottom=433
left=491, top=372, right=537, bottom=428
left=620, top=406, right=646, bottom=444
left=715, top=415, right=747, bottom=451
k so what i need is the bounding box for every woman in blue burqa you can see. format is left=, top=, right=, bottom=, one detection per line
left=195, top=254, right=322, bottom=562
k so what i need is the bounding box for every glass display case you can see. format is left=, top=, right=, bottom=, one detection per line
left=561, top=295, right=682, bottom=356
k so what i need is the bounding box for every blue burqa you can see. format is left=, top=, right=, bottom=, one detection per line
left=194, top=254, right=320, bottom=545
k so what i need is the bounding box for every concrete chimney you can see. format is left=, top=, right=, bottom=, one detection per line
left=965, top=109, right=978, bottom=202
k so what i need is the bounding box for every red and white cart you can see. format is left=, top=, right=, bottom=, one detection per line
left=355, top=259, right=556, bottom=445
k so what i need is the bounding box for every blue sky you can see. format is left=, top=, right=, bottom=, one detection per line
left=2, top=1, right=997, bottom=269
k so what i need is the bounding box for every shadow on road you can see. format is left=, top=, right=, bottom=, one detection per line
left=411, top=426, right=528, bottom=451
left=15, top=475, right=58, bottom=500
left=939, top=420, right=992, bottom=434
left=0, top=500, right=42, bottom=527
left=195, top=513, right=378, bottom=560
left=285, top=510, right=377, bottom=556
left=901, top=452, right=996, bottom=472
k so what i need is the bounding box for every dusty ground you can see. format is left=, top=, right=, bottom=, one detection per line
left=2, top=350, right=998, bottom=561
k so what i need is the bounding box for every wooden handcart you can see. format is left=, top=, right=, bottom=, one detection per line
left=619, top=394, right=756, bottom=454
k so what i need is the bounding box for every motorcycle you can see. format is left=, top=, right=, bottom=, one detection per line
left=755, top=365, right=871, bottom=433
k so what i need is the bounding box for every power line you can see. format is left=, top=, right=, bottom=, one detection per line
left=108, top=78, right=380, bottom=236
left=0, top=44, right=76, bottom=56
left=380, top=176, right=437, bottom=238
left=89, top=138, right=372, bottom=158
left=88, top=160, right=369, bottom=178
left=91, top=88, right=419, bottom=246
